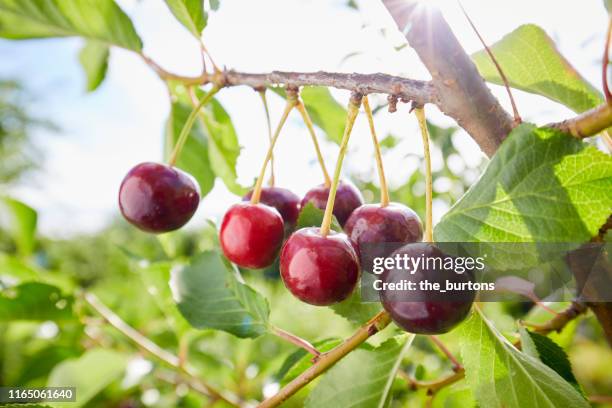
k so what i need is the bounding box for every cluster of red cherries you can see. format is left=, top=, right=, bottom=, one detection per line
left=118, top=160, right=473, bottom=334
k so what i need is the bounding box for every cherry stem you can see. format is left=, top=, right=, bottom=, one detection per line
left=250, top=92, right=298, bottom=204
left=603, top=17, right=612, bottom=104
left=271, top=326, right=321, bottom=357
left=296, top=101, right=332, bottom=187
left=320, top=92, right=362, bottom=237
left=168, top=86, right=219, bottom=167
left=258, top=90, right=275, bottom=187
left=429, top=335, right=462, bottom=371
left=415, top=107, right=433, bottom=243
left=363, top=96, right=390, bottom=207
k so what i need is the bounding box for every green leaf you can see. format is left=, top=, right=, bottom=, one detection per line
left=519, top=328, right=581, bottom=393
left=200, top=98, right=247, bottom=195
left=47, top=348, right=127, bottom=408
left=472, top=24, right=603, bottom=113
left=170, top=250, right=269, bottom=338
left=78, top=40, right=109, bottom=92
left=210, top=0, right=221, bottom=11
left=164, top=0, right=207, bottom=38
left=331, top=288, right=382, bottom=325
left=305, top=335, right=414, bottom=408
left=137, top=262, right=191, bottom=335
left=165, top=100, right=215, bottom=197
left=0, top=253, right=38, bottom=281
left=272, top=86, right=347, bottom=144
left=0, top=0, right=142, bottom=51
left=0, top=197, right=37, bottom=256
left=606, top=0, right=612, bottom=15
left=460, top=311, right=589, bottom=408
left=296, top=202, right=342, bottom=232
left=434, top=124, right=612, bottom=243
left=0, top=282, right=73, bottom=322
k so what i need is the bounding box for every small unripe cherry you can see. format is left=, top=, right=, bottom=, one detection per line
left=219, top=202, right=284, bottom=269
left=119, top=162, right=200, bottom=233
left=280, top=227, right=360, bottom=306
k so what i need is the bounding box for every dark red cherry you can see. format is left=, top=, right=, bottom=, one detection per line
left=119, top=162, right=200, bottom=233
left=345, top=203, right=423, bottom=259
left=280, top=227, right=360, bottom=306
left=300, top=180, right=363, bottom=226
left=243, top=187, right=300, bottom=231
left=220, top=203, right=284, bottom=269
left=380, top=243, right=475, bottom=334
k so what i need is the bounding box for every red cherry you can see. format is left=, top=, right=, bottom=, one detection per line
left=300, top=180, right=363, bottom=226
left=220, top=202, right=284, bottom=269
left=280, top=227, right=360, bottom=306
left=344, top=203, right=422, bottom=258
left=243, top=187, right=301, bottom=231
left=119, top=162, right=200, bottom=233
left=380, top=243, right=475, bottom=334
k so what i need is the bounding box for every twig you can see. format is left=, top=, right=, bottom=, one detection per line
left=549, top=102, right=612, bottom=138
left=83, top=292, right=245, bottom=408
left=521, top=300, right=587, bottom=336
left=270, top=326, right=320, bottom=357
left=258, top=311, right=392, bottom=407
left=142, top=54, right=436, bottom=106
left=590, top=395, right=612, bottom=404
left=603, top=18, right=612, bottom=104
left=400, top=368, right=466, bottom=395
left=458, top=1, right=521, bottom=124
left=429, top=336, right=462, bottom=372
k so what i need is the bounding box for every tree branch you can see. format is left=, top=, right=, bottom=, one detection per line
left=83, top=292, right=246, bottom=408
left=382, top=0, right=514, bottom=157
left=144, top=55, right=436, bottom=106
left=549, top=103, right=612, bottom=138
left=522, top=301, right=588, bottom=336
left=258, top=311, right=392, bottom=408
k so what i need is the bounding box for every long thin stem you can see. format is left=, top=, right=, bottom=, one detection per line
left=258, top=90, right=275, bottom=187
left=603, top=17, right=612, bottom=104
left=429, top=336, right=462, bottom=372
left=320, top=93, right=362, bottom=236
left=259, top=311, right=391, bottom=408
left=83, top=292, right=243, bottom=407
left=363, top=96, right=390, bottom=207
left=415, top=107, right=433, bottom=243
left=168, top=87, right=219, bottom=167
left=271, top=326, right=320, bottom=357
left=295, top=101, right=332, bottom=187
left=250, top=94, right=297, bottom=204
left=458, top=1, right=521, bottom=124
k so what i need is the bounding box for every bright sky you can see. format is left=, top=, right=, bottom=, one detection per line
left=0, top=0, right=607, bottom=236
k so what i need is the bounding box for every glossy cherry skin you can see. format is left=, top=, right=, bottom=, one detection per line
left=220, top=203, right=285, bottom=269
left=243, top=187, right=301, bottom=232
left=300, top=180, right=364, bottom=226
left=344, top=203, right=423, bottom=258
left=119, top=162, right=200, bottom=233
left=380, top=243, right=475, bottom=334
left=280, top=227, right=360, bottom=306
